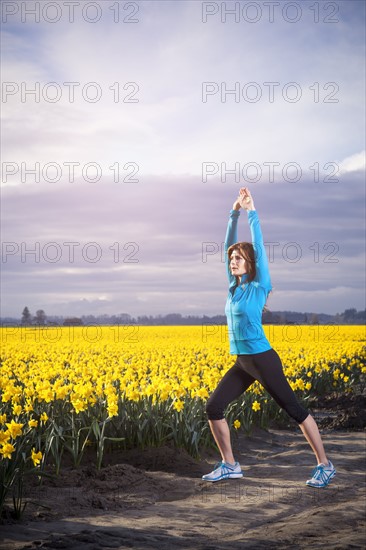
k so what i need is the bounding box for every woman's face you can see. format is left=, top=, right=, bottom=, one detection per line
left=230, top=250, right=247, bottom=276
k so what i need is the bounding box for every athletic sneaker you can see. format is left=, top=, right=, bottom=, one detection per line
left=202, top=461, right=243, bottom=482
left=306, top=460, right=336, bottom=488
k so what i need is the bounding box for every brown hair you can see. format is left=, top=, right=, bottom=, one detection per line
left=227, top=242, right=272, bottom=313
left=227, top=242, right=256, bottom=286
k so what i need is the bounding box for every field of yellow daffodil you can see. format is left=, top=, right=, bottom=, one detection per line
left=0, top=324, right=365, bottom=516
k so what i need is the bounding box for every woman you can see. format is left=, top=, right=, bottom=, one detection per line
left=202, top=187, right=336, bottom=488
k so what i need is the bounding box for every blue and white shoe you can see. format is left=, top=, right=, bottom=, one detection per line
left=202, top=461, right=243, bottom=482
left=306, top=460, right=336, bottom=488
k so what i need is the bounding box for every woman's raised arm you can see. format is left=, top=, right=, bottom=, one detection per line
left=239, top=188, right=272, bottom=290
left=224, top=195, right=242, bottom=285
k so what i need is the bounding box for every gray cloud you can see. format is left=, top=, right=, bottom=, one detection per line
left=1, top=171, right=364, bottom=317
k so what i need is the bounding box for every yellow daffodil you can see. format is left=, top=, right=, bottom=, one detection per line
left=12, top=404, right=22, bottom=416
left=40, top=412, right=48, bottom=423
left=173, top=400, right=184, bottom=412
left=0, top=431, right=10, bottom=444
left=31, top=448, right=43, bottom=466
left=28, top=419, right=38, bottom=428
left=0, top=442, right=15, bottom=459
left=5, top=420, right=23, bottom=439
left=107, top=402, right=118, bottom=417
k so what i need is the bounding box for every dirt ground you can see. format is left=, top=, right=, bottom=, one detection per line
left=1, top=394, right=365, bottom=550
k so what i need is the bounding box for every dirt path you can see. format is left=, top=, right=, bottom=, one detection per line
left=1, top=429, right=365, bottom=549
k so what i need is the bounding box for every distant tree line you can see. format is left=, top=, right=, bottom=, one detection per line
left=21, top=306, right=47, bottom=326
left=1, top=306, right=363, bottom=327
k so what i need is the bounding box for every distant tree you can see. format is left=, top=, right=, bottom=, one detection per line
left=137, top=315, right=150, bottom=325
left=355, top=310, right=366, bottom=322
left=34, top=309, right=46, bottom=325
left=118, top=313, right=131, bottom=323
left=21, top=307, right=32, bottom=325
left=165, top=313, right=182, bottom=325
left=343, top=308, right=357, bottom=321
left=310, top=313, right=319, bottom=325
left=304, top=314, right=308, bottom=323
left=262, top=309, right=273, bottom=324
left=63, top=317, right=83, bottom=326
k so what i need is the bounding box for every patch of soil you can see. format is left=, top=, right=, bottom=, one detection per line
left=268, top=390, right=366, bottom=431
left=1, top=443, right=208, bottom=524
left=310, top=391, right=366, bottom=430
left=1, top=429, right=365, bottom=550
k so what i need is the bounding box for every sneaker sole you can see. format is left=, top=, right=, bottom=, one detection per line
left=202, top=472, right=243, bottom=482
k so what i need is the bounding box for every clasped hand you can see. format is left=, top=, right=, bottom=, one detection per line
left=232, top=187, right=255, bottom=211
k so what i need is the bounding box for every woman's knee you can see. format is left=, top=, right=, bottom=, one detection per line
left=205, top=397, right=225, bottom=421
left=284, top=402, right=309, bottom=424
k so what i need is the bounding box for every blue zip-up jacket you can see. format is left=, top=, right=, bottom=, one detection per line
left=224, top=209, right=272, bottom=355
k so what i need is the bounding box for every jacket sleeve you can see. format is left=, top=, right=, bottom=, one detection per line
left=247, top=210, right=272, bottom=290
left=224, top=209, right=240, bottom=285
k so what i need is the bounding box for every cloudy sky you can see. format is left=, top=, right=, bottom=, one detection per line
left=1, top=0, right=365, bottom=319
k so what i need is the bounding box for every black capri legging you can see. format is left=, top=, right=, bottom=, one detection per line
left=205, top=348, right=309, bottom=424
